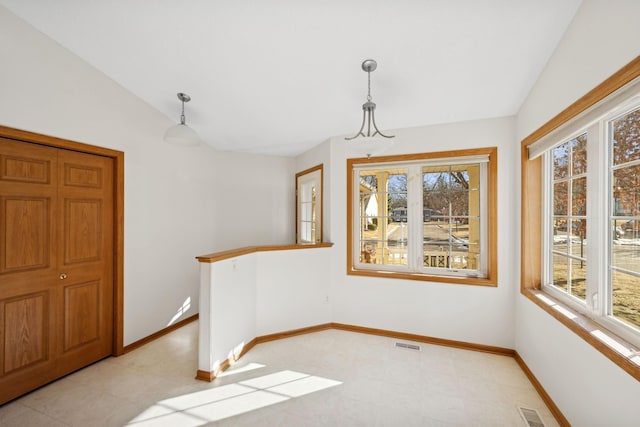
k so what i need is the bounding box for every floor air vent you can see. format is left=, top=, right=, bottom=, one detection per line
left=518, top=407, right=545, bottom=427
left=394, top=342, right=421, bottom=351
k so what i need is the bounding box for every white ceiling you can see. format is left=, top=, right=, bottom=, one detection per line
left=1, top=0, right=582, bottom=157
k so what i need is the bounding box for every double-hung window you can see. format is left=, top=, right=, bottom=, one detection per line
left=347, top=147, right=497, bottom=286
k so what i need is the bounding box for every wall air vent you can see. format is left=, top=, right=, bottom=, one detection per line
left=518, top=407, right=545, bottom=427
left=394, top=342, right=421, bottom=351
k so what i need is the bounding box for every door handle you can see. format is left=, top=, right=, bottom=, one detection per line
left=59, top=273, right=68, bottom=280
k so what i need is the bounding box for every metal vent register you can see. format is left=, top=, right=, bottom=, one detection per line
left=518, top=407, right=545, bottom=427
left=394, top=342, right=421, bottom=351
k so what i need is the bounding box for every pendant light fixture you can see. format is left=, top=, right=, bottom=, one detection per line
left=164, top=92, right=201, bottom=146
left=346, top=59, right=395, bottom=157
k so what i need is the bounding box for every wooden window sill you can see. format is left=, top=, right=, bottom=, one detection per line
left=348, top=268, right=497, bottom=287
left=522, top=288, right=640, bottom=381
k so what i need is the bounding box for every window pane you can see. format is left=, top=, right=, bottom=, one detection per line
left=465, top=217, right=481, bottom=270
left=423, top=220, right=448, bottom=244
left=613, top=164, right=640, bottom=216
left=421, top=163, right=481, bottom=273
left=385, top=240, right=408, bottom=265
left=360, top=240, right=379, bottom=264
left=553, top=144, right=569, bottom=179
left=617, top=218, right=640, bottom=240
left=569, top=219, right=587, bottom=258
left=449, top=169, right=469, bottom=191
left=611, top=270, right=640, bottom=330
left=553, top=182, right=568, bottom=215
left=388, top=174, right=408, bottom=224
left=551, top=254, right=586, bottom=302
left=361, top=194, right=379, bottom=231
left=569, top=257, right=587, bottom=301
left=423, top=169, right=449, bottom=215
left=571, top=135, right=588, bottom=175
left=465, top=215, right=480, bottom=239
left=552, top=218, right=569, bottom=251
left=423, top=169, right=449, bottom=191
left=301, top=221, right=312, bottom=242
left=423, top=251, right=451, bottom=269
left=552, top=253, right=568, bottom=293
left=450, top=191, right=469, bottom=217
left=388, top=221, right=408, bottom=246
left=611, top=106, right=640, bottom=166
left=611, top=227, right=640, bottom=275
left=358, top=169, right=408, bottom=266
left=390, top=192, right=408, bottom=223
left=571, top=177, right=587, bottom=216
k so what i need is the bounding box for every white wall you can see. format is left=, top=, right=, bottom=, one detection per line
left=516, top=1, right=640, bottom=425
left=203, top=256, right=258, bottom=373
left=199, top=246, right=332, bottom=373
left=0, top=6, right=295, bottom=345
left=517, top=0, right=640, bottom=141
left=325, top=116, right=519, bottom=349
left=256, top=248, right=332, bottom=336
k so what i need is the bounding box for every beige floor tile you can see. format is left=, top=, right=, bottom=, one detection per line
left=4, top=321, right=562, bottom=426
left=0, top=401, right=69, bottom=427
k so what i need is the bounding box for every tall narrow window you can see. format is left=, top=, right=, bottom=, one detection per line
left=549, top=134, right=587, bottom=302
left=609, top=107, right=640, bottom=330
left=422, top=163, right=484, bottom=275
left=296, top=164, right=323, bottom=244
left=358, top=168, right=408, bottom=266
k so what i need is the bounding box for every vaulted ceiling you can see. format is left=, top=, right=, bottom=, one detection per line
left=0, top=0, right=582, bottom=156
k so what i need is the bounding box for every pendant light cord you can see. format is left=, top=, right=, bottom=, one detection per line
left=180, top=99, right=186, bottom=125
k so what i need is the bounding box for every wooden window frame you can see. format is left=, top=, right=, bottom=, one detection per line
left=295, top=164, right=323, bottom=244
left=347, top=147, right=498, bottom=286
left=521, top=56, right=640, bottom=381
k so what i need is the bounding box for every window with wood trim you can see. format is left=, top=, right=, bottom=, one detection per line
left=530, top=83, right=640, bottom=347
left=347, top=148, right=497, bottom=286
left=296, top=164, right=323, bottom=244
left=521, top=57, right=640, bottom=380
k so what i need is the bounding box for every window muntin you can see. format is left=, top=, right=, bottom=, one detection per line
left=349, top=149, right=495, bottom=285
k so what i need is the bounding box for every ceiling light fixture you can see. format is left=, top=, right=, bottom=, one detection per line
left=346, top=59, right=395, bottom=157
left=164, top=92, right=201, bottom=146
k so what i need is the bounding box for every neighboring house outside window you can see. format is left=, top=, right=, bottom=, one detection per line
left=347, top=147, right=497, bottom=287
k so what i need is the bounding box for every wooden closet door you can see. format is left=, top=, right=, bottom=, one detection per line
left=54, top=148, right=113, bottom=375
left=0, top=138, right=114, bottom=403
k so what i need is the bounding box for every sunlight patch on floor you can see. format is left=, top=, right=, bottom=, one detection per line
left=126, top=370, right=342, bottom=426
left=217, top=362, right=266, bottom=378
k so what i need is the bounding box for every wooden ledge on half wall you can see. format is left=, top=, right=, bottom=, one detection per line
left=196, top=242, right=334, bottom=263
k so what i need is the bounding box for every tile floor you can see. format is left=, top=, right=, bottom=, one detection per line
left=0, top=321, right=559, bottom=426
